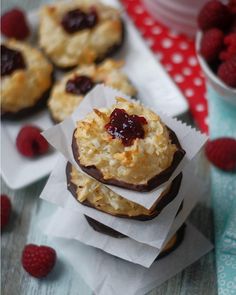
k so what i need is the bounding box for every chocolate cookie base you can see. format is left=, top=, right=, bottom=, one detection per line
left=83, top=200, right=184, bottom=239
left=66, top=162, right=182, bottom=221
left=1, top=76, right=53, bottom=121
left=85, top=215, right=126, bottom=238
left=72, top=126, right=185, bottom=192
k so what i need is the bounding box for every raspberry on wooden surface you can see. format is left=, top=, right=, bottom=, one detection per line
left=1, top=195, right=11, bottom=230
left=21, top=244, right=57, bottom=278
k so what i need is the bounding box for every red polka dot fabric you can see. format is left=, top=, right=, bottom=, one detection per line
left=121, top=0, right=209, bottom=134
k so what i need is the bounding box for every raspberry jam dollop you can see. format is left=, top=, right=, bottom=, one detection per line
left=65, top=75, right=94, bottom=95
left=61, top=8, right=98, bottom=33
left=1, top=45, right=26, bottom=76
left=105, top=108, right=148, bottom=146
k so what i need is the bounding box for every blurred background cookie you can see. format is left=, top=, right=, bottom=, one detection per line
left=1, top=40, right=53, bottom=119
left=39, top=0, right=124, bottom=69
left=48, top=59, right=137, bottom=122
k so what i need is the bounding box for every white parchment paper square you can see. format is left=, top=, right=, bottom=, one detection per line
left=42, top=85, right=207, bottom=209
left=50, top=223, right=212, bottom=295
left=41, top=208, right=162, bottom=268
left=40, top=155, right=203, bottom=249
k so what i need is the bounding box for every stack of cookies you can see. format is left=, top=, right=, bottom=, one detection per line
left=41, top=85, right=207, bottom=266
left=67, top=97, right=185, bottom=255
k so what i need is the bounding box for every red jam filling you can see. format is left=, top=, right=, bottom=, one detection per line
left=1, top=45, right=26, bottom=76
left=61, top=8, right=98, bottom=34
left=65, top=75, right=94, bottom=95
left=105, top=108, right=148, bottom=146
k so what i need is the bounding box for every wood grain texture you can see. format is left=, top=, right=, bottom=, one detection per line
left=1, top=1, right=217, bottom=294
left=1, top=177, right=92, bottom=295
left=1, top=175, right=217, bottom=295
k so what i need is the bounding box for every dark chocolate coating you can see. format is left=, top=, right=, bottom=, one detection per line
left=83, top=200, right=184, bottom=239
left=66, top=162, right=182, bottom=221
left=71, top=126, right=185, bottom=192
left=85, top=215, right=127, bottom=238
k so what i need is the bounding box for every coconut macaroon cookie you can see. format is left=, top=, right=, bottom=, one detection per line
left=66, top=163, right=182, bottom=220
left=85, top=215, right=186, bottom=259
left=39, top=0, right=124, bottom=68
left=83, top=201, right=184, bottom=238
left=72, top=98, right=186, bottom=191
left=48, top=60, right=137, bottom=123
left=1, top=40, right=53, bottom=118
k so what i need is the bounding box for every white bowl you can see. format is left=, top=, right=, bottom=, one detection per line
left=144, top=0, right=197, bottom=37
left=155, top=0, right=207, bottom=7
left=152, top=0, right=204, bottom=16
left=196, top=32, right=236, bottom=105
left=143, top=0, right=209, bottom=37
left=150, top=1, right=196, bottom=26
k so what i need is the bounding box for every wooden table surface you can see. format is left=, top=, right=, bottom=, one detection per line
left=1, top=1, right=217, bottom=294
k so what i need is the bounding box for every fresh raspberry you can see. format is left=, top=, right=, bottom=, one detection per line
left=198, top=1, right=232, bottom=31
left=1, top=8, right=30, bottom=40
left=1, top=195, right=11, bottom=230
left=228, top=0, right=236, bottom=14
left=230, top=18, right=236, bottom=33
left=22, top=244, right=57, bottom=278
left=200, top=28, right=224, bottom=62
left=205, top=138, right=236, bottom=171
left=217, top=56, right=236, bottom=87
left=219, top=33, right=236, bottom=61
left=16, top=126, right=49, bottom=158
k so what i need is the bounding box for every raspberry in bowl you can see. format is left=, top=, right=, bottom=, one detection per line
left=196, top=0, right=236, bottom=105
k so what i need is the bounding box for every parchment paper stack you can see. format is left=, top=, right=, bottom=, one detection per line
left=40, top=85, right=212, bottom=295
